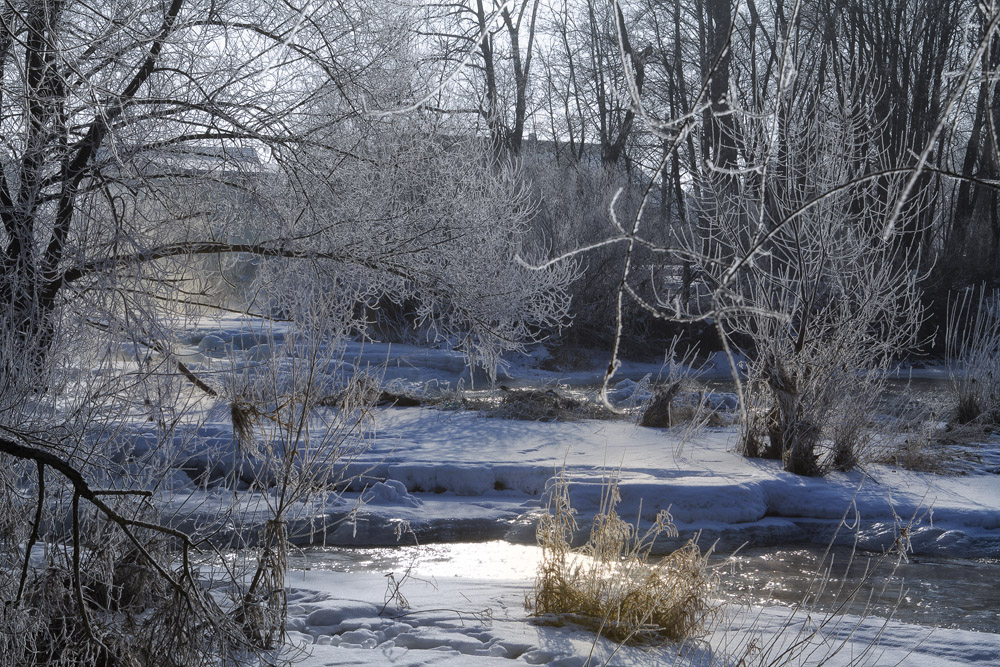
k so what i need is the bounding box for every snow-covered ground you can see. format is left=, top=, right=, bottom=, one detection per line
left=144, top=325, right=1000, bottom=664
left=276, top=552, right=1000, bottom=667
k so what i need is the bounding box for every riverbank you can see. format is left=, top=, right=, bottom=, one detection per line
left=155, top=329, right=1000, bottom=663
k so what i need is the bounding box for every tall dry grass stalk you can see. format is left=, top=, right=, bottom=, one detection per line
left=946, top=285, right=1000, bottom=426
left=529, top=471, right=718, bottom=644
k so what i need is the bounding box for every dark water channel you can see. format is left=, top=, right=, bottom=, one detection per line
left=719, top=544, right=1000, bottom=633
left=502, top=371, right=960, bottom=421
left=701, top=375, right=957, bottom=416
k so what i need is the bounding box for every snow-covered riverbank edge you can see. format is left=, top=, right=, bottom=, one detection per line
left=160, top=404, right=1000, bottom=559
left=146, top=329, right=1000, bottom=664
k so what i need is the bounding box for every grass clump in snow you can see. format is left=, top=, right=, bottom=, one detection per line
left=528, top=471, right=718, bottom=644
left=879, top=419, right=986, bottom=474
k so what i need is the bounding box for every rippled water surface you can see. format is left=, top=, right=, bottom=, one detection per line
left=718, top=544, right=1000, bottom=633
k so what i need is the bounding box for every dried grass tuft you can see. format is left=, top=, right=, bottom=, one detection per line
left=464, top=386, right=620, bottom=422
left=529, top=471, right=718, bottom=644
left=879, top=420, right=986, bottom=474
left=230, top=399, right=260, bottom=449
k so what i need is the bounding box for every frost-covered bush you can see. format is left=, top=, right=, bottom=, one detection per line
left=946, top=286, right=1000, bottom=426
left=261, top=130, right=576, bottom=377
left=702, top=91, right=923, bottom=475
left=520, top=154, right=664, bottom=350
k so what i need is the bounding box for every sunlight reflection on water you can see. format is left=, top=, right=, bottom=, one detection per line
left=290, top=540, right=544, bottom=580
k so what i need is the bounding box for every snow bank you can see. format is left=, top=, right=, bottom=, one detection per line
left=130, top=400, right=1000, bottom=559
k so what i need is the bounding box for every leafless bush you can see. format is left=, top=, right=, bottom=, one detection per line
left=946, top=286, right=1000, bottom=426
left=0, top=482, right=251, bottom=667
left=716, top=98, right=925, bottom=475
left=638, top=339, right=729, bottom=453
left=213, top=301, right=386, bottom=647
left=520, top=156, right=662, bottom=350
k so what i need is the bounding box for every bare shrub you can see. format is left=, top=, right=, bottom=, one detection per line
left=520, top=156, right=665, bottom=351
left=640, top=383, right=684, bottom=428
left=529, top=471, right=718, bottom=644
left=946, top=285, right=1000, bottom=427
left=720, top=101, right=924, bottom=475
left=638, top=339, right=729, bottom=453
left=640, top=338, right=699, bottom=429
left=0, top=499, right=249, bottom=667
left=214, top=304, right=386, bottom=647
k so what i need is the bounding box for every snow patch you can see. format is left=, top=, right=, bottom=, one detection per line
left=361, top=480, right=422, bottom=507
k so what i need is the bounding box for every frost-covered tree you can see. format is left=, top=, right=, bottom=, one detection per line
left=523, top=0, right=1000, bottom=475
left=710, top=96, right=924, bottom=475
left=0, top=0, right=570, bottom=662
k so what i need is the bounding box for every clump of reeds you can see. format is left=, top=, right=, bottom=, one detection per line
left=947, top=285, right=1000, bottom=427
left=529, top=471, right=718, bottom=644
